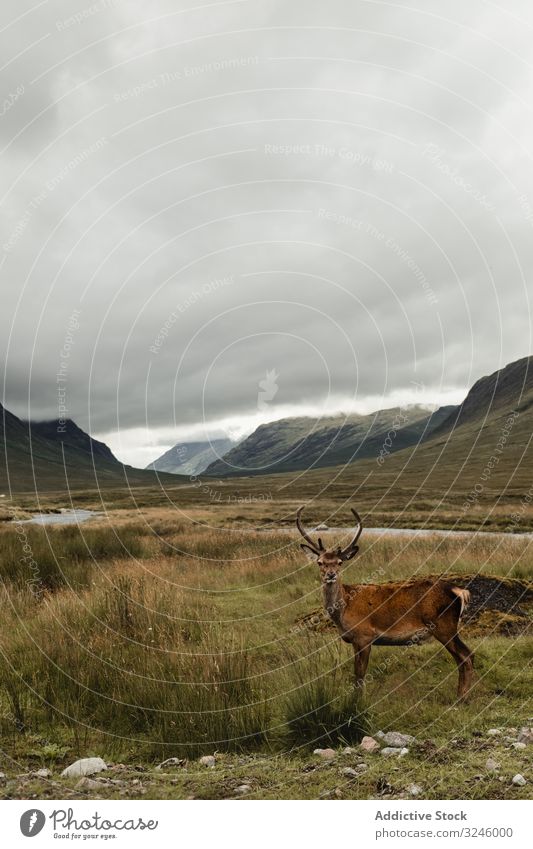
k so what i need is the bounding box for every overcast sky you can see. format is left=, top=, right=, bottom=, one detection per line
left=1, top=0, right=532, bottom=467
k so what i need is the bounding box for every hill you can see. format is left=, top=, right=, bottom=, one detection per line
left=205, top=405, right=454, bottom=476
left=146, top=438, right=234, bottom=475
left=0, top=403, right=181, bottom=493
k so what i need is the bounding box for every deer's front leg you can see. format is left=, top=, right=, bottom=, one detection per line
left=353, top=643, right=371, bottom=690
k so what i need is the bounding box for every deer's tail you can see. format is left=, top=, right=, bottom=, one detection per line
left=451, top=587, right=471, bottom=618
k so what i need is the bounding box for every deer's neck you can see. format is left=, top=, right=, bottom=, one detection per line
left=322, top=580, right=346, bottom=625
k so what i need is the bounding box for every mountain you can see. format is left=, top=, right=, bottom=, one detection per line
left=146, top=438, right=234, bottom=475
left=430, top=356, right=532, bottom=436
left=204, top=405, right=454, bottom=476
left=28, top=418, right=118, bottom=464
left=0, top=403, right=180, bottom=492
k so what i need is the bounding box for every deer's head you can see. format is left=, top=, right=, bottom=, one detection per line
left=296, top=506, right=363, bottom=585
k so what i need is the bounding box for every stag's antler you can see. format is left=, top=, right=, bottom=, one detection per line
left=338, top=508, right=363, bottom=560
left=296, top=506, right=324, bottom=554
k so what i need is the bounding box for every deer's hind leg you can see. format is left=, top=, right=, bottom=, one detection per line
left=433, top=620, right=474, bottom=700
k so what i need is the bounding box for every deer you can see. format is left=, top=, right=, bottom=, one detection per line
left=296, top=506, right=474, bottom=700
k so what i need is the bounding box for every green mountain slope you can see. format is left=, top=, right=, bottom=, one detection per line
left=205, top=405, right=454, bottom=476
left=0, top=404, right=181, bottom=493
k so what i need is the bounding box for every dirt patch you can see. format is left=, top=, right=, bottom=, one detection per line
left=295, top=574, right=533, bottom=638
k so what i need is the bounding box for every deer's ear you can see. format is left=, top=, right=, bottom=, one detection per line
left=300, top=543, right=318, bottom=559
left=341, top=545, right=359, bottom=561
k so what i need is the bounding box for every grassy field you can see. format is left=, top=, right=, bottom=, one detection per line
left=0, top=509, right=531, bottom=799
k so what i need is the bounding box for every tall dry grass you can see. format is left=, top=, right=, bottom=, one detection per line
left=0, top=518, right=530, bottom=759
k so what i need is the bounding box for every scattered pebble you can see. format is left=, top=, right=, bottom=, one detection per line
left=341, top=767, right=358, bottom=778
left=485, top=758, right=500, bottom=772
left=75, top=777, right=102, bottom=790
left=380, top=747, right=409, bottom=757
left=512, top=774, right=527, bottom=787
left=382, top=732, right=416, bottom=747
left=235, top=784, right=251, bottom=795
left=199, top=755, right=216, bottom=768
left=61, top=758, right=107, bottom=779
left=408, top=783, right=423, bottom=796
left=487, top=729, right=502, bottom=736
left=0, top=772, right=7, bottom=783
left=512, top=742, right=526, bottom=751
left=33, top=768, right=52, bottom=779
left=313, top=748, right=336, bottom=760
left=155, top=758, right=186, bottom=771
left=517, top=727, right=533, bottom=745
left=342, top=747, right=355, bottom=755
left=359, top=736, right=381, bottom=754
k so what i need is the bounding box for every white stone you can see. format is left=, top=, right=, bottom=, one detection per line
left=341, top=767, right=358, bottom=778
left=485, top=758, right=500, bottom=772
left=381, top=747, right=405, bottom=757
left=512, top=774, right=527, bottom=787
left=155, top=757, right=186, bottom=771
left=61, top=758, right=107, bottom=778
left=33, top=768, right=52, bottom=779
left=199, top=755, right=216, bottom=768
left=517, top=727, right=533, bottom=745
left=75, top=777, right=102, bottom=790
left=487, top=728, right=502, bottom=736
left=408, top=783, right=423, bottom=796
left=313, top=748, right=336, bottom=760
left=235, top=784, right=251, bottom=795
left=382, top=732, right=416, bottom=747
left=512, top=742, right=526, bottom=751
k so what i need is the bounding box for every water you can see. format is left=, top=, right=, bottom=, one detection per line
left=19, top=509, right=102, bottom=526
left=261, top=526, right=533, bottom=539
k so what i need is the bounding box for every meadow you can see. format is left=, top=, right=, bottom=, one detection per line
left=0, top=507, right=531, bottom=799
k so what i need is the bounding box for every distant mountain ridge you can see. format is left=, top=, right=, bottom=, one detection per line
left=146, top=438, right=234, bottom=475
left=205, top=404, right=455, bottom=476
left=431, top=356, right=532, bottom=437
left=0, top=403, right=180, bottom=492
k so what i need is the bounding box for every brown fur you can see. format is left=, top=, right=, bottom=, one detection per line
left=296, top=508, right=475, bottom=700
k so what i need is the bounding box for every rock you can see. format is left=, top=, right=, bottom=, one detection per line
left=381, top=747, right=408, bottom=757
left=155, top=757, right=186, bottom=771
left=313, top=748, right=336, bottom=760
left=342, top=747, right=355, bottom=755
left=375, top=730, right=385, bottom=739
left=315, top=524, right=329, bottom=531
left=382, top=732, right=416, bottom=747
left=341, top=767, right=358, bottom=778
left=33, top=768, right=52, bottom=779
left=235, top=784, right=251, bottom=795
left=487, top=728, right=502, bottom=736
left=408, top=783, right=423, bottom=796
left=359, top=736, right=380, bottom=754
left=0, top=772, right=7, bottom=783
left=517, top=727, right=533, bottom=745
left=512, top=774, right=527, bottom=787
left=486, top=758, right=500, bottom=772
left=199, top=755, right=216, bottom=768
left=61, top=758, right=107, bottom=779
left=75, top=777, right=102, bottom=790
left=512, top=742, right=526, bottom=751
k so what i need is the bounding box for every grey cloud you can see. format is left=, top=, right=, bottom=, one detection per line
left=1, top=0, right=532, bottom=454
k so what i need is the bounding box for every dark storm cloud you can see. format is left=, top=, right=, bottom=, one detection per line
left=1, top=0, right=532, bottom=463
